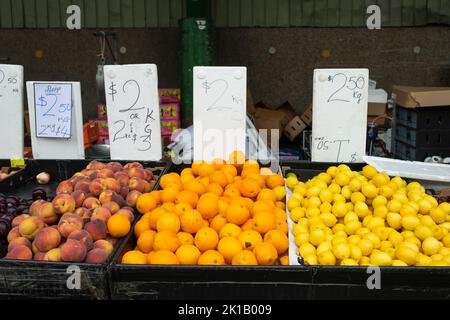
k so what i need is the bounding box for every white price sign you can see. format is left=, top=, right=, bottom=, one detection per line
left=104, top=64, right=162, bottom=161
left=312, top=69, right=369, bottom=163
left=33, top=83, right=72, bottom=138
left=0, top=64, right=24, bottom=159
left=193, top=66, right=247, bottom=161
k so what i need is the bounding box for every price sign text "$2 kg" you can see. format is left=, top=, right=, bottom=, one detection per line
left=108, top=80, right=154, bottom=152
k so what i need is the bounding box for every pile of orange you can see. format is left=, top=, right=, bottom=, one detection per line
left=121, top=151, right=290, bottom=266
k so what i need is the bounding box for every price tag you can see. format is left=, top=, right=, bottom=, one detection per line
left=33, top=83, right=72, bottom=138
left=10, top=159, right=25, bottom=167
left=312, top=69, right=369, bottom=163
left=193, top=67, right=247, bottom=161
left=104, top=64, right=162, bottom=161
left=0, top=64, right=24, bottom=159
left=26, top=82, right=85, bottom=159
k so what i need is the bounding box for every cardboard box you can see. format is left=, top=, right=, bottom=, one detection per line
left=368, top=103, right=386, bottom=116
left=254, top=107, right=292, bottom=142
left=284, top=116, right=307, bottom=142
left=392, top=86, right=450, bottom=108
left=300, top=105, right=312, bottom=125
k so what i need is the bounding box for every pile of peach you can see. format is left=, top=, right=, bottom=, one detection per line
left=4, top=161, right=157, bottom=263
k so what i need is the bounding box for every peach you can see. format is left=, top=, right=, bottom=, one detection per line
left=128, top=177, right=146, bottom=193
left=89, top=178, right=104, bottom=197
left=33, top=227, right=61, bottom=252
left=119, top=186, right=130, bottom=199
left=56, top=180, right=74, bottom=195
left=124, top=162, right=143, bottom=169
left=44, top=248, right=61, bottom=262
left=31, top=243, right=39, bottom=254
left=18, top=216, right=45, bottom=240
left=29, top=199, right=46, bottom=216
left=115, top=209, right=134, bottom=223
left=103, top=178, right=121, bottom=194
left=84, top=220, right=107, bottom=241
left=85, top=248, right=109, bottom=264
left=52, top=194, right=76, bottom=215
left=142, top=180, right=152, bottom=193
left=128, top=167, right=145, bottom=179
left=74, top=179, right=91, bottom=193
left=60, top=239, right=87, bottom=262
left=12, top=214, right=31, bottom=228
left=34, top=252, right=46, bottom=261
left=98, top=168, right=114, bottom=179
left=106, top=162, right=123, bottom=172
left=126, top=190, right=142, bottom=207
left=82, top=169, right=98, bottom=180
left=69, top=175, right=85, bottom=186
left=7, top=226, right=20, bottom=242
left=93, top=239, right=114, bottom=256
left=91, top=207, right=111, bottom=222
left=105, top=236, right=118, bottom=247
left=36, top=202, right=58, bottom=224
left=72, top=190, right=87, bottom=208
left=74, top=207, right=92, bottom=222
left=99, top=190, right=119, bottom=205
left=143, top=169, right=154, bottom=181
left=114, top=172, right=130, bottom=187
left=58, top=213, right=83, bottom=238
left=8, top=237, right=31, bottom=251
left=68, top=229, right=94, bottom=250
left=86, top=160, right=106, bottom=170
left=102, top=201, right=120, bottom=214
left=6, top=245, right=32, bottom=260
left=83, top=197, right=101, bottom=210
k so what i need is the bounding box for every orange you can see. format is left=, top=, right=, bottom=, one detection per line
left=177, top=232, right=194, bottom=245
left=218, top=198, right=229, bottom=215
left=191, top=160, right=205, bottom=176
left=253, top=242, right=278, bottom=265
left=239, top=178, right=262, bottom=198
left=238, top=230, right=263, bottom=250
left=180, top=174, right=195, bottom=185
left=212, top=158, right=226, bottom=170
left=217, top=236, right=243, bottom=263
left=134, top=218, right=150, bottom=238
left=160, top=173, right=181, bottom=189
left=149, top=191, right=162, bottom=204
left=252, top=211, right=276, bottom=234
left=184, top=179, right=207, bottom=196
left=175, top=190, right=199, bottom=208
left=121, top=250, right=147, bottom=264
left=160, top=188, right=178, bottom=203
left=199, top=176, right=210, bottom=188
left=264, top=230, right=289, bottom=255
left=274, top=207, right=287, bottom=221
left=219, top=223, right=242, bottom=239
left=176, top=245, right=201, bottom=265
left=146, top=251, right=155, bottom=264
left=107, top=214, right=131, bottom=238
left=221, top=164, right=238, bottom=178
left=156, top=212, right=181, bottom=233
left=244, top=172, right=265, bottom=188
left=198, top=163, right=215, bottom=177
left=153, top=231, right=180, bottom=252
left=210, top=214, right=227, bottom=233
left=276, top=220, right=289, bottom=233
left=148, top=207, right=170, bottom=229
left=149, top=250, right=179, bottom=265
left=136, top=193, right=157, bottom=214
left=223, top=187, right=241, bottom=199
left=181, top=168, right=193, bottom=176
left=243, top=197, right=254, bottom=208
left=226, top=199, right=250, bottom=225
left=209, top=171, right=229, bottom=188
left=266, top=174, right=285, bottom=189
left=260, top=167, right=274, bottom=176
left=198, top=250, right=225, bottom=265
left=242, top=160, right=260, bottom=175
left=201, top=219, right=209, bottom=228
left=180, top=209, right=203, bottom=234
left=174, top=202, right=193, bottom=216
left=161, top=202, right=176, bottom=211
left=232, top=250, right=258, bottom=265
left=137, top=230, right=156, bottom=253
left=207, top=183, right=224, bottom=196
left=241, top=219, right=254, bottom=231
left=257, top=189, right=277, bottom=203
left=251, top=200, right=274, bottom=217
left=279, top=255, right=289, bottom=266
left=228, top=150, right=245, bottom=167
left=197, top=194, right=220, bottom=219
left=275, top=201, right=286, bottom=210
left=194, top=227, right=219, bottom=252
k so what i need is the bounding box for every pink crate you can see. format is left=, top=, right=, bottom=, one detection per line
left=161, top=119, right=180, bottom=137
left=160, top=103, right=180, bottom=121
left=98, top=120, right=109, bottom=136
left=159, top=88, right=180, bottom=104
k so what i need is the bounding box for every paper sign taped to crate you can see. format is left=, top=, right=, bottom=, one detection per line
left=33, top=83, right=72, bottom=138
left=104, top=64, right=162, bottom=161
left=312, top=69, right=369, bottom=163
left=193, top=67, right=247, bottom=161
left=0, top=64, right=24, bottom=159
left=26, top=81, right=84, bottom=159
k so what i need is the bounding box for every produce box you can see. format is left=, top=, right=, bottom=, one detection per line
left=109, top=162, right=312, bottom=300
left=0, top=159, right=27, bottom=192
left=282, top=161, right=450, bottom=299
left=0, top=159, right=168, bottom=300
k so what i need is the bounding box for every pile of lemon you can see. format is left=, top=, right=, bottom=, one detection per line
left=286, top=164, right=450, bottom=267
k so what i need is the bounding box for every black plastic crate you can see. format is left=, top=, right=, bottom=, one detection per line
left=0, top=159, right=169, bottom=300
left=395, top=124, right=450, bottom=149
left=395, top=105, right=450, bottom=131
left=109, top=161, right=313, bottom=300
left=0, top=159, right=28, bottom=194
left=394, top=140, right=449, bottom=161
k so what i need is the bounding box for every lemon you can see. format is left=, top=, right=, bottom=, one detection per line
left=438, top=202, right=450, bottom=214
left=349, top=243, right=362, bottom=261
left=333, top=194, right=346, bottom=203
left=306, top=207, right=321, bottom=218
left=400, top=203, right=418, bottom=217
left=295, top=233, right=310, bottom=247
left=287, top=197, right=301, bottom=211
left=387, top=199, right=402, bottom=213
left=391, top=176, right=406, bottom=189
left=345, top=202, right=354, bottom=213
left=361, top=183, right=378, bottom=198
left=393, top=193, right=408, bottom=204
left=439, top=247, right=450, bottom=255
left=373, top=206, right=388, bottom=219
left=349, top=179, right=362, bottom=192
left=422, top=237, right=441, bottom=256
left=354, top=201, right=370, bottom=218
left=316, top=241, right=332, bottom=255
left=332, top=242, right=351, bottom=260
left=337, top=164, right=351, bottom=172
left=432, top=225, right=446, bottom=240
left=350, top=192, right=365, bottom=204
left=414, top=225, right=433, bottom=241
left=380, top=240, right=393, bottom=251
left=392, top=260, right=408, bottom=266
left=420, top=215, right=436, bottom=228
left=301, top=198, right=309, bottom=208
left=320, top=202, right=332, bottom=214
left=430, top=260, right=448, bottom=267
left=401, top=215, right=420, bottom=231
left=356, top=227, right=371, bottom=237
left=299, top=218, right=309, bottom=227
left=316, top=172, right=331, bottom=184
left=374, top=227, right=391, bottom=241
left=424, top=195, right=439, bottom=208
left=431, top=254, right=444, bottom=262
left=303, top=255, right=318, bottom=266
left=273, top=186, right=287, bottom=201
left=332, top=202, right=347, bottom=218
left=367, top=217, right=385, bottom=231
left=430, top=207, right=446, bottom=224
left=293, top=223, right=306, bottom=236
left=404, top=236, right=421, bottom=248
left=290, top=207, right=306, bottom=222
left=291, top=192, right=303, bottom=202
left=406, top=181, right=422, bottom=191
left=382, top=247, right=395, bottom=261
left=371, top=195, right=387, bottom=208
left=348, top=235, right=361, bottom=245
left=442, top=234, right=450, bottom=247
left=335, top=173, right=350, bottom=187
left=362, top=215, right=372, bottom=227
left=344, top=221, right=361, bottom=236
left=362, top=165, right=378, bottom=179
left=286, top=176, right=299, bottom=190
left=379, top=185, right=395, bottom=199
left=359, top=256, right=371, bottom=266
left=318, top=189, right=333, bottom=203
left=308, top=196, right=321, bottom=208
left=293, top=185, right=308, bottom=197
left=320, top=212, right=337, bottom=228
left=344, top=212, right=359, bottom=224
left=306, top=186, right=321, bottom=198
left=309, top=229, right=326, bottom=246
left=388, top=231, right=403, bottom=246
left=332, top=223, right=346, bottom=234
left=395, top=245, right=418, bottom=265
left=318, top=250, right=336, bottom=265
left=340, top=258, right=358, bottom=266
left=328, top=183, right=341, bottom=194
left=326, top=166, right=338, bottom=178
left=417, top=199, right=431, bottom=215
left=370, top=250, right=392, bottom=266
left=358, top=239, right=373, bottom=256
left=372, top=173, right=389, bottom=187
left=299, top=243, right=316, bottom=257
left=440, top=222, right=450, bottom=232
left=308, top=216, right=323, bottom=228
left=365, top=232, right=381, bottom=249
left=415, top=254, right=432, bottom=266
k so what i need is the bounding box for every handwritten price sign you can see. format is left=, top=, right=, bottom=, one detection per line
left=312, top=69, right=369, bottom=163
left=104, top=64, right=162, bottom=161
left=34, top=83, right=72, bottom=139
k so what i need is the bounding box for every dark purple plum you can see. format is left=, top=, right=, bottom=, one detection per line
left=5, top=207, right=18, bottom=216
left=6, top=196, right=20, bottom=207
left=32, top=188, right=47, bottom=201
left=0, top=220, right=10, bottom=238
